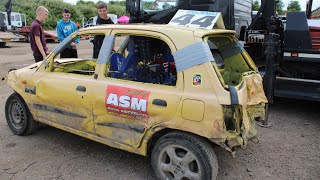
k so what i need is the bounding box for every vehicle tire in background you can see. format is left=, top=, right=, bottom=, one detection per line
left=26, top=33, right=30, bottom=42
left=151, top=131, right=218, bottom=180
left=5, top=93, right=38, bottom=135
left=0, top=42, right=6, bottom=48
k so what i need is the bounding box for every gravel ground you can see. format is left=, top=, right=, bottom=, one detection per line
left=0, top=42, right=319, bottom=180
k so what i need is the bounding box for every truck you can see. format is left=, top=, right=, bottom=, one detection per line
left=0, top=11, right=24, bottom=47
left=8, top=25, right=59, bottom=43
left=126, top=0, right=320, bottom=124
left=0, top=10, right=58, bottom=43
left=0, top=11, right=26, bottom=29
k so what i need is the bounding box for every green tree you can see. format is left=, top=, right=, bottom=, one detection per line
left=287, top=0, right=301, bottom=12
left=143, top=1, right=159, bottom=10
left=252, top=0, right=260, bottom=11
left=76, top=0, right=96, bottom=20
left=0, top=0, right=129, bottom=29
left=0, top=0, right=82, bottom=29
left=276, top=0, right=285, bottom=15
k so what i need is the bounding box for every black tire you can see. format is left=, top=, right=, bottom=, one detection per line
left=5, top=93, right=38, bottom=135
left=151, top=131, right=218, bottom=180
left=0, top=42, right=6, bottom=48
left=27, top=33, right=31, bottom=42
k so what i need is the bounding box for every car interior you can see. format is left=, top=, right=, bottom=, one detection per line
left=107, top=35, right=177, bottom=86
left=207, top=35, right=252, bottom=87
left=51, top=34, right=177, bottom=86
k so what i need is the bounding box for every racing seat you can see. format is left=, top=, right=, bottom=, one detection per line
left=109, top=37, right=137, bottom=79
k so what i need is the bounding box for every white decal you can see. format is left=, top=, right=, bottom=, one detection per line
left=131, top=98, right=147, bottom=112
left=106, top=93, right=118, bottom=106
left=119, top=95, right=130, bottom=108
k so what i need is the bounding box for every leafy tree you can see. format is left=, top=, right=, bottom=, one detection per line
left=109, top=1, right=125, bottom=6
left=0, top=0, right=129, bottom=29
left=276, top=0, right=285, bottom=15
left=76, top=0, right=96, bottom=20
left=143, top=1, right=159, bottom=10
left=251, top=0, right=284, bottom=15
left=252, top=0, right=260, bottom=11
left=287, top=0, right=301, bottom=12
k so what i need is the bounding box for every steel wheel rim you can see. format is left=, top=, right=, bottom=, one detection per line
left=8, top=100, right=26, bottom=130
left=158, top=144, right=202, bottom=180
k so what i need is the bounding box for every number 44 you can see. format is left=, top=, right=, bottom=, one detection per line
left=170, top=14, right=216, bottom=28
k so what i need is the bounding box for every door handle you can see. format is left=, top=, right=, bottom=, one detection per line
left=152, top=99, right=167, bottom=107
left=76, top=86, right=86, bottom=92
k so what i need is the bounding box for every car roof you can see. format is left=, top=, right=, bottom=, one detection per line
left=80, top=24, right=236, bottom=37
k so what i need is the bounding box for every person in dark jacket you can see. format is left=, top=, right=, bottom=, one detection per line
left=93, top=2, right=114, bottom=59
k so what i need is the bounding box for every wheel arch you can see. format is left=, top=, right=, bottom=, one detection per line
left=145, top=126, right=216, bottom=158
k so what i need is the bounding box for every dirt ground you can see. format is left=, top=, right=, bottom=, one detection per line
left=0, top=42, right=319, bottom=180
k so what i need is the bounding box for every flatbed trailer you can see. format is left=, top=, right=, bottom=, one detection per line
left=8, top=26, right=58, bottom=43
left=0, top=31, right=24, bottom=47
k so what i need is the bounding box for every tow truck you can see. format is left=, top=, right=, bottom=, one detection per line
left=126, top=0, right=320, bottom=125
left=0, top=0, right=58, bottom=44
left=0, top=9, right=23, bottom=47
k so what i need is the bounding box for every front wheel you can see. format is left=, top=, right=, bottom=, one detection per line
left=151, top=131, right=218, bottom=180
left=5, top=93, right=37, bottom=135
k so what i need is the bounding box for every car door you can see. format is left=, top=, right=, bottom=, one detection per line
left=89, top=31, right=183, bottom=148
left=29, top=31, right=99, bottom=133
left=31, top=72, right=94, bottom=133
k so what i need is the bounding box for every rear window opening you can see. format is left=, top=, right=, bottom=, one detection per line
left=205, top=35, right=253, bottom=87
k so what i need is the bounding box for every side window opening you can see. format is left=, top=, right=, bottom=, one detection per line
left=15, top=15, right=20, bottom=21
left=207, top=35, right=251, bottom=86
left=51, top=33, right=104, bottom=76
left=107, top=35, right=177, bottom=86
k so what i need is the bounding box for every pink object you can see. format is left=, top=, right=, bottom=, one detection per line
left=117, top=16, right=130, bottom=24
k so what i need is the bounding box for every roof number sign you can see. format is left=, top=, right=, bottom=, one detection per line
left=169, top=10, right=225, bottom=30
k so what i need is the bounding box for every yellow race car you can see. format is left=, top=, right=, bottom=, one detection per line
left=4, top=24, right=267, bottom=180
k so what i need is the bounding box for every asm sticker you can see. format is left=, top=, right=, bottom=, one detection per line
left=105, top=85, right=150, bottom=119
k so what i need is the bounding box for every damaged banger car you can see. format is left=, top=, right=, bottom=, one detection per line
left=4, top=24, right=267, bottom=180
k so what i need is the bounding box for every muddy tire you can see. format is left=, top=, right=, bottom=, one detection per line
left=5, top=93, right=38, bottom=135
left=0, top=42, right=6, bottom=48
left=151, top=131, right=218, bottom=180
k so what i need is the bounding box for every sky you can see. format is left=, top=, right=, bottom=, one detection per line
left=63, top=0, right=320, bottom=11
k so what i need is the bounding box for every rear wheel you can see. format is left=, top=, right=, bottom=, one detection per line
left=5, top=93, right=38, bottom=135
left=151, top=131, right=218, bottom=180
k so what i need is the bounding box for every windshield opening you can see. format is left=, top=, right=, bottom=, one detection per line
left=142, top=0, right=178, bottom=11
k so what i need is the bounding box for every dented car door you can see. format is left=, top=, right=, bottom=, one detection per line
left=31, top=71, right=95, bottom=133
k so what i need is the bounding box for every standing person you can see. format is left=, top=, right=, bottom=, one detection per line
left=56, top=8, right=79, bottom=58
left=30, top=6, right=49, bottom=62
left=93, top=1, right=114, bottom=58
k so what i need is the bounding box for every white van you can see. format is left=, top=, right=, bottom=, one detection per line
left=0, top=12, right=26, bottom=29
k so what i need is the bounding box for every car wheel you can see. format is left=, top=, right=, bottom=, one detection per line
left=151, top=131, right=218, bottom=180
left=5, top=93, right=37, bottom=135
